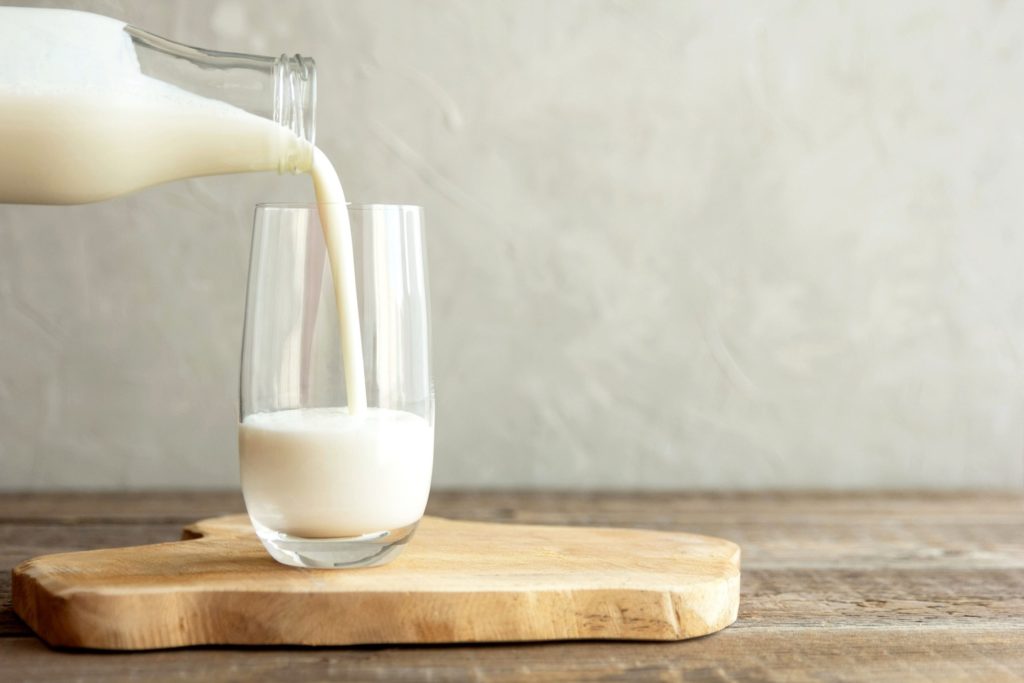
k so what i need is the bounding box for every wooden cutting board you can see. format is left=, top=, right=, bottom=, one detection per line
left=12, top=514, right=740, bottom=650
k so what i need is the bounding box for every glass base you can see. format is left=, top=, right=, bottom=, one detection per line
left=251, top=517, right=419, bottom=569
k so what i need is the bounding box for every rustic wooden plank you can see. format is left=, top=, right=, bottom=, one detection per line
left=700, top=523, right=1024, bottom=570
left=5, top=491, right=1023, bottom=574
left=0, top=573, right=22, bottom=637
left=427, top=490, right=1024, bottom=520
left=6, top=519, right=1024, bottom=572
left=1, top=490, right=1020, bottom=521
left=1, top=628, right=1022, bottom=682
left=7, top=525, right=1023, bottom=573
left=0, top=523, right=193, bottom=552
left=3, top=506, right=1023, bottom=574
left=0, top=491, right=245, bottom=522
left=1, top=492, right=1022, bottom=680
left=737, top=568, right=1024, bottom=628
left=3, top=562, right=1022, bottom=638
left=4, top=545, right=1023, bottom=637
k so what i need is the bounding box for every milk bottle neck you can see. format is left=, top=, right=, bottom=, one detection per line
left=125, top=26, right=316, bottom=173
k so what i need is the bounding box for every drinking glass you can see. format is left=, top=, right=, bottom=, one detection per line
left=239, top=203, right=433, bottom=568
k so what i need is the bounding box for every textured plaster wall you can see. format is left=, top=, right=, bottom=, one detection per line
left=1, top=0, right=1023, bottom=490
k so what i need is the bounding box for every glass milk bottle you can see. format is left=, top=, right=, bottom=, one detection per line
left=0, top=6, right=315, bottom=204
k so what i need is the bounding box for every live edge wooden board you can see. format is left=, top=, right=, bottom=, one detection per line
left=12, top=514, right=740, bottom=650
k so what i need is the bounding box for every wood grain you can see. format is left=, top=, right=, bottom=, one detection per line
left=1, top=628, right=1021, bottom=682
left=11, top=514, right=740, bottom=649
left=2, top=491, right=1022, bottom=681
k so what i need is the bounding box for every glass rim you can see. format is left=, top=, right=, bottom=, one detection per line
left=255, top=202, right=423, bottom=212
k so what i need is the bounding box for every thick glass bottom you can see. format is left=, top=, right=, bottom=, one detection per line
left=251, top=517, right=419, bottom=568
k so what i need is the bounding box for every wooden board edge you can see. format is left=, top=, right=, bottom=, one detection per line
left=11, top=578, right=740, bottom=650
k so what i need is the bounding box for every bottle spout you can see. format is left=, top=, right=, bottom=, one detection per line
left=126, top=24, right=317, bottom=173
left=275, top=54, right=317, bottom=173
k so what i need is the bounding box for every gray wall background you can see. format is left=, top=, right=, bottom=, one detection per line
left=2, top=0, right=1023, bottom=490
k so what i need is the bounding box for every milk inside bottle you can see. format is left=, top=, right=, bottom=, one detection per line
left=0, top=6, right=313, bottom=204
left=0, top=7, right=433, bottom=545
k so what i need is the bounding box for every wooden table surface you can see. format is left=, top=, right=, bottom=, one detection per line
left=1, top=491, right=1022, bottom=682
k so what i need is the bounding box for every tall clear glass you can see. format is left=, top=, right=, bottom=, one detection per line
left=239, top=204, right=433, bottom=568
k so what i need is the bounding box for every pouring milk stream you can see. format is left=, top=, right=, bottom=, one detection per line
left=0, top=7, right=430, bottom=538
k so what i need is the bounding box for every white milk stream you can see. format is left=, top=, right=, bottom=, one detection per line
left=310, top=149, right=367, bottom=415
